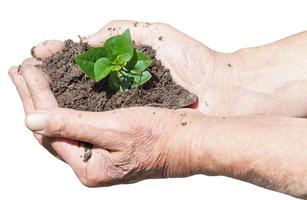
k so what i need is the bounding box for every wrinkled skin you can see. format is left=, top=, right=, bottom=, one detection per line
left=9, top=21, right=307, bottom=198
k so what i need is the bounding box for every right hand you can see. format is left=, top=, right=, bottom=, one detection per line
left=28, top=21, right=307, bottom=117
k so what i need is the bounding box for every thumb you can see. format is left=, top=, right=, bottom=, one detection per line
left=25, top=108, right=124, bottom=150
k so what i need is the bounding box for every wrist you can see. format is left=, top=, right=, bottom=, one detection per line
left=164, top=111, right=220, bottom=177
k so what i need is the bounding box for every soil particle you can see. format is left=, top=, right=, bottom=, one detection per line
left=82, top=143, right=92, bottom=162
left=181, top=121, right=187, bottom=126
left=17, top=65, right=22, bottom=74
left=158, top=36, right=163, bottom=41
left=31, top=46, right=35, bottom=57
left=36, top=40, right=198, bottom=112
left=133, top=22, right=138, bottom=27
left=227, top=63, right=232, bottom=67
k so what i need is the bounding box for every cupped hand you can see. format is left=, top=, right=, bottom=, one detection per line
left=16, top=20, right=307, bottom=117
left=86, top=21, right=307, bottom=117
left=25, top=106, right=204, bottom=186
left=10, top=55, right=204, bottom=185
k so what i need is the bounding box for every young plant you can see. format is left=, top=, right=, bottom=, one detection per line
left=75, top=29, right=152, bottom=91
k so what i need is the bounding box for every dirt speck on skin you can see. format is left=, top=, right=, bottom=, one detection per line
left=158, top=36, right=163, bottom=41
left=181, top=122, right=187, bottom=126
left=31, top=46, right=35, bottom=57
left=227, top=63, right=232, bottom=67
left=17, top=65, right=22, bottom=74
left=180, top=113, right=186, bottom=117
left=134, top=22, right=138, bottom=27
left=36, top=40, right=198, bottom=112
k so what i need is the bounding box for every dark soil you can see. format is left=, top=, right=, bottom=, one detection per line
left=36, top=40, right=197, bottom=112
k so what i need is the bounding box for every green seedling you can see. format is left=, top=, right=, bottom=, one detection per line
left=75, top=29, right=152, bottom=91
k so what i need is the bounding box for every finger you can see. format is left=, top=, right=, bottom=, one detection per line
left=9, top=66, right=35, bottom=114
left=21, top=58, right=58, bottom=109
left=25, top=108, right=125, bottom=150
left=21, top=61, right=89, bottom=168
left=31, top=40, right=64, bottom=61
left=9, top=66, right=44, bottom=142
left=84, top=20, right=168, bottom=48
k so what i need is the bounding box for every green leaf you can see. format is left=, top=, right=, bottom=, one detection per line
left=121, top=75, right=134, bottom=90
left=112, top=65, right=122, bottom=71
left=125, top=49, right=138, bottom=70
left=111, top=55, right=125, bottom=71
left=94, top=57, right=112, bottom=81
left=131, top=51, right=152, bottom=74
left=126, top=50, right=152, bottom=74
left=122, top=70, right=151, bottom=88
left=132, top=70, right=151, bottom=88
left=103, top=29, right=133, bottom=62
left=75, top=47, right=107, bottom=79
left=108, top=71, right=121, bottom=91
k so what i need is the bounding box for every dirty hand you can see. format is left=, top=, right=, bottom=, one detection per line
left=10, top=60, right=202, bottom=185
left=15, top=20, right=307, bottom=117
left=16, top=70, right=307, bottom=199
left=10, top=57, right=204, bottom=185
left=84, top=21, right=307, bottom=117
left=25, top=106, right=204, bottom=186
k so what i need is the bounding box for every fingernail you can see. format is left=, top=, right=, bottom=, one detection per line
left=25, top=112, right=48, bottom=131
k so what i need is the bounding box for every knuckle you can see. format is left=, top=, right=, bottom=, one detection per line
left=21, top=57, right=40, bottom=67
left=45, top=113, right=68, bottom=137
left=8, top=66, right=18, bottom=76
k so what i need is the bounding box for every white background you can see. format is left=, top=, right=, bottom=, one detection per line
left=0, top=0, right=306, bottom=199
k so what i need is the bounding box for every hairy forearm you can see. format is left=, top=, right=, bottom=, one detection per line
left=193, top=115, right=307, bottom=198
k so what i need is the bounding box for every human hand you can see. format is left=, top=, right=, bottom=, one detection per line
left=9, top=41, right=205, bottom=185
left=27, top=20, right=307, bottom=117
left=10, top=56, right=205, bottom=186
left=24, top=105, right=205, bottom=186
left=12, top=64, right=307, bottom=198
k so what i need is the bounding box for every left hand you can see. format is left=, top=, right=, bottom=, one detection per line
left=9, top=52, right=204, bottom=186
left=13, top=56, right=207, bottom=186
left=24, top=105, right=204, bottom=186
